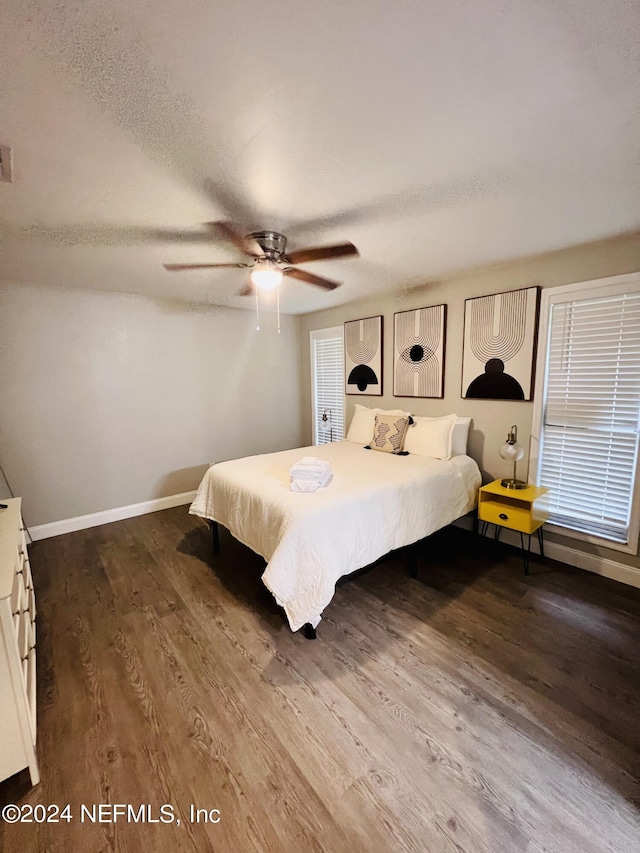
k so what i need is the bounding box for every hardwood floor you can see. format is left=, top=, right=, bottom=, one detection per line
left=2, top=507, right=640, bottom=852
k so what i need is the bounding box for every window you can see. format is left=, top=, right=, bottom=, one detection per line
left=531, top=273, right=640, bottom=554
left=310, top=326, right=344, bottom=445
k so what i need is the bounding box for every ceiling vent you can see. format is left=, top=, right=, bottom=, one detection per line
left=0, top=146, right=13, bottom=183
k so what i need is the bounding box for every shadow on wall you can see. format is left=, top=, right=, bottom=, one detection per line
left=467, top=428, right=486, bottom=481
left=0, top=468, right=12, bottom=501
left=153, top=465, right=209, bottom=499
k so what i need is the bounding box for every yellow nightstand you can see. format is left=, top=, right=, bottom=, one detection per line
left=477, top=480, right=549, bottom=574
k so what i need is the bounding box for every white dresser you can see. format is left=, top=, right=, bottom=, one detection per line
left=0, top=497, right=39, bottom=786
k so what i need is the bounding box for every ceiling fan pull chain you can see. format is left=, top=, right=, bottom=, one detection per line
left=255, top=287, right=260, bottom=331
left=277, top=286, right=281, bottom=335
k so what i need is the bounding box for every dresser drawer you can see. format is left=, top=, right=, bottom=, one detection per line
left=29, top=585, right=36, bottom=622
left=13, top=547, right=25, bottom=579
left=26, top=648, right=37, bottom=742
left=0, top=498, right=39, bottom=787
left=478, top=499, right=534, bottom=533
left=17, top=608, right=31, bottom=663
left=24, top=556, right=33, bottom=591
left=11, top=569, right=26, bottom=616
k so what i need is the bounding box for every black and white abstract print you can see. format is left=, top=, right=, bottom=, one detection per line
left=394, top=305, right=446, bottom=398
left=462, top=287, right=540, bottom=400
left=345, top=316, right=383, bottom=395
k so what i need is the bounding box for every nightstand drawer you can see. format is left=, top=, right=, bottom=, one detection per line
left=478, top=499, right=534, bottom=533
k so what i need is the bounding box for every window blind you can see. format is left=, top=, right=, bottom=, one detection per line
left=538, top=291, right=640, bottom=544
left=312, top=333, right=344, bottom=444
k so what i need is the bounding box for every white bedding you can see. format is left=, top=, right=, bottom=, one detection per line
left=189, top=441, right=481, bottom=632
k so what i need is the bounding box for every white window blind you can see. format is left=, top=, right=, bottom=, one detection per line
left=537, top=289, right=640, bottom=546
left=311, top=327, right=344, bottom=445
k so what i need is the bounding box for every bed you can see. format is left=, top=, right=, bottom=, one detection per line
left=189, top=438, right=481, bottom=634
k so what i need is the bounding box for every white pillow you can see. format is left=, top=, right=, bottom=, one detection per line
left=452, top=417, right=472, bottom=456
left=404, top=413, right=457, bottom=459
left=346, top=404, right=411, bottom=445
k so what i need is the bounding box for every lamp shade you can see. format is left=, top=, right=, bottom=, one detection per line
left=499, top=425, right=526, bottom=489
left=499, top=439, right=524, bottom=463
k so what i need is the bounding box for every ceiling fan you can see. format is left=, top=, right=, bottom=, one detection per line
left=163, top=222, right=359, bottom=295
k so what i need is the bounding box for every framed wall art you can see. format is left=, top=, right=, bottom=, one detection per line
left=461, top=286, right=540, bottom=400
left=393, top=304, right=446, bottom=398
left=345, top=315, right=383, bottom=395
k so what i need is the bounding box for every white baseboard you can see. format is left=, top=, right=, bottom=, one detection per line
left=28, top=491, right=197, bottom=541
left=454, top=517, right=640, bottom=590
left=28, top=499, right=640, bottom=591
left=543, top=541, right=640, bottom=588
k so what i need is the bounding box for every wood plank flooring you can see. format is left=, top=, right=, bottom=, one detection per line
left=2, top=507, right=640, bottom=852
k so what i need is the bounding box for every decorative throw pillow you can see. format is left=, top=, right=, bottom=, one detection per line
left=403, top=413, right=457, bottom=459
left=368, top=413, right=411, bottom=454
left=346, top=404, right=411, bottom=445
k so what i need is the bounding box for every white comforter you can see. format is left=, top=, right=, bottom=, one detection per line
left=189, top=441, right=481, bottom=632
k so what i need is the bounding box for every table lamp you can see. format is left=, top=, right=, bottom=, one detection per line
left=499, top=425, right=526, bottom=489
left=320, top=408, right=334, bottom=442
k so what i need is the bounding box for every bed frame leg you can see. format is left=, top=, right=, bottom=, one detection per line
left=406, top=545, right=418, bottom=579
left=302, top=623, right=317, bottom=640
left=210, top=521, right=220, bottom=553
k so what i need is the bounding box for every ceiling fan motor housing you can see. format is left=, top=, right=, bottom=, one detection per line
left=165, top=224, right=356, bottom=291
left=247, top=231, right=287, bottom=259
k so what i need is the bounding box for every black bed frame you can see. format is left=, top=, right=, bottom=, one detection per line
left=208, top=519, right=428, bottom=640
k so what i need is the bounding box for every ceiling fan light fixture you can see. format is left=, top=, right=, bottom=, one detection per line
left=250, top=259, right=283, bottom=290
left=164, top=223, right=357, bottom=292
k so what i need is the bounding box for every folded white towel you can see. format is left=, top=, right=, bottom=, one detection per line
left=290, top=478, right=322, bottom=493
left=299, top=456, right=324, bottom=466
left=290, top=457, right=332, bottom=479
left=291, top=458, right=330, bottom=470
left=290, top=470, right=332, bottom=492
left=291, top=461, right=329, bottom=472
left=289, top=469, right=328, bottom=481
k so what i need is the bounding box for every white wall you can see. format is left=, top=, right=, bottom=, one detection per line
left=0, top=283, right=302, bottom=527
left=299, top=231, right=640, bottom=572
left=0, top=469, right=11, bottom=501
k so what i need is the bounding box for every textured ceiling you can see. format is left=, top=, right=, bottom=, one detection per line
left=1, top=0, right=639, bottom=314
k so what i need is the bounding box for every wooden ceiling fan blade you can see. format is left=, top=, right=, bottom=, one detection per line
left=284, top=242, right=359, bottom=265
left=285, top=267, right=341, bottom=290
left=207, top=221, right=263, bottom=257
left=201, top=179, right=260, bottom=231
left=163, top=262, right=248, bottom=271
left=14, top=223, right=218, bottom=246
left=237, top=280, right=254, bottom=296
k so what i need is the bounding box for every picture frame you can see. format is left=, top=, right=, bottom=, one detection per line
left=393, top=304, right=447, bottom=398
left=344, top=315, right=383, bottom=395
left=461, top=286, right=540, bottom=401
